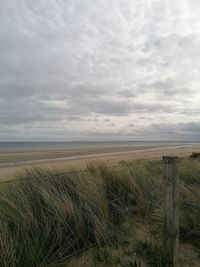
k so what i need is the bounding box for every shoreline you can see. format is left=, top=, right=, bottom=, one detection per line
left=0, top=145, right=169, bottom=166
left=0, top=144, right=190, bottom=168
left=0, top=144, right=200, bottom=181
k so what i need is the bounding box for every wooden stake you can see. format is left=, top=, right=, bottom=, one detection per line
left=163, top=156, right=179, bottom=266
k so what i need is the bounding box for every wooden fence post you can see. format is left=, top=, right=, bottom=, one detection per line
left=163, top=156, right=179, bottom=266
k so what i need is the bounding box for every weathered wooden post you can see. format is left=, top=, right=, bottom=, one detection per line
left=163, top=156, right=179, bottom=266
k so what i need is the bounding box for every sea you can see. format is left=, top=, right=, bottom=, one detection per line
left=0, top=141, right=199, bottom=153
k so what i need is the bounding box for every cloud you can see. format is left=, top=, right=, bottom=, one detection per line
left=145, top=121, right=200, bottom=140
left=118, top=89, right=136, bottom=98
left=128, top=123, right=135, bottom=127
left=0, top=0, right=200, bottom=140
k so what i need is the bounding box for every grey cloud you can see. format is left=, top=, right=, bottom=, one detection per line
left=140, top=121, right=200, bottom=140
left=131, top=102, right=175, bottom=113
left=139, top=78, right=196, bottom=97
left=65, top=116, right=81, bottom=121
left=143, top=38, right=162, bottom=53
left=178, top=122, right=200, bottom=133
left=118, top=90, right=136, bottom=98
left=107, top=123, right=115, bottom=127
left=0, top=0, right=200, bottom=140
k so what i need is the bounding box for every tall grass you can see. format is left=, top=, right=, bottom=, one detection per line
left=0, top=159, right=199, bottom=266
left=179, top=159, right=200, bottom=248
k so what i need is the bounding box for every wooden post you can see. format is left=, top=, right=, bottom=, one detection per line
left=163, top=156, right=179, bottom=266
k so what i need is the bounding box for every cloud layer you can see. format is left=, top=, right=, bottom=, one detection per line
left=0, top=0, right=200, bottom=141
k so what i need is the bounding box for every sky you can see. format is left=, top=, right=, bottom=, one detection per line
left=0, top=0, right=200, bottom=141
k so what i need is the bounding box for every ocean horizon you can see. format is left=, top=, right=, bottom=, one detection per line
left=0, top=141, right=199, bottom=153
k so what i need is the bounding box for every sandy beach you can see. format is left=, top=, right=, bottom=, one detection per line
left=0, top=143, right=200, bottom=181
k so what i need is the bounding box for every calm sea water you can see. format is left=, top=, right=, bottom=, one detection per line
left=0, top=141, right=199, bottom=153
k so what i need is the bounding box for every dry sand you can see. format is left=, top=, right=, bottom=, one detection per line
left=0, top=144, right=200, bottom=182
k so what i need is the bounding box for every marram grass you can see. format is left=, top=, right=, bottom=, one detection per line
left=0, top=159, right=199, bottom=266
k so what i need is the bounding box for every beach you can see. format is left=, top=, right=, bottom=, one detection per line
left=1, top=142, right=200, bottom=181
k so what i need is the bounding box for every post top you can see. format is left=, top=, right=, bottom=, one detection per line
left=162, top=156, right=179, bottom=159
left=162, top=156, right=179, bottom=162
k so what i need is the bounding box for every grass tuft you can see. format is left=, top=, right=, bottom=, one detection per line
left=0, top=159, right=200, bottom=266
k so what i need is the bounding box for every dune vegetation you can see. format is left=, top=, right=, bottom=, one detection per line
left=0, top=158, right=200, bottom=266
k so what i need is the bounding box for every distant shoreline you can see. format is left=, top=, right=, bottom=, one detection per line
left=0, top=140, right=199, bottom=153
left=0, top=143, right=200, bottom=181
left=0, top=144, right=189, bottom=168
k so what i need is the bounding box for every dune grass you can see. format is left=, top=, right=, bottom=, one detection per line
left=0, top=159, right=199, bottom=266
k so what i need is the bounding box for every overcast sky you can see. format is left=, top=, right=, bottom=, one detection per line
left=0, top=0, right=200, bottom=141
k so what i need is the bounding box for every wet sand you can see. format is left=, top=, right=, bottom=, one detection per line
left=0, top=145, right=160, bottom=165
left=0, top=143, right=200, bottom=182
